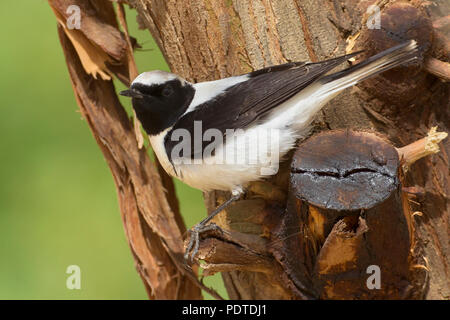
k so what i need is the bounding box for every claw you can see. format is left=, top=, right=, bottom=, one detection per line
left=183, top=188, right=243, bottom=263
left=184, top=223, right=224, bottom=263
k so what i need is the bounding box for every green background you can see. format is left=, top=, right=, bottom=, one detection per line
left=0, top=1, right=225, bottom=299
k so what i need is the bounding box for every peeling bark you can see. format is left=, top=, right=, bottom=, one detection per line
left=50, top=0, right=202, bottom=299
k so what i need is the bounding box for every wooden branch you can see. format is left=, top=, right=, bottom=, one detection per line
left=49, top=0, right=202, bottom=299
left=432, top=14, right=450, bottom=29
left=397, top=127, right=448, bottom=168
left=424, top=58, right=450, bottom=82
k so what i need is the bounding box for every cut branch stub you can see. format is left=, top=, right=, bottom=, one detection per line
left=290, top=130, right=399, bottom=211
left=271, top=130, right=424, bottom=299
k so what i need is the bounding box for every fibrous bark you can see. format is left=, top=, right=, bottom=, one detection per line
left=49, top=0, right=203, bottom=299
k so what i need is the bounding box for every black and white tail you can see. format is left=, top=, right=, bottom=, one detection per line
left=316, top=40, right=419, bottom=98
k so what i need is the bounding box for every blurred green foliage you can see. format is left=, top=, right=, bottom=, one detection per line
left=0, top=1, right=225, bottom=299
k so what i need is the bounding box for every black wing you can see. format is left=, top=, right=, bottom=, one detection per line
left=165, top=52, right=360, bottom=159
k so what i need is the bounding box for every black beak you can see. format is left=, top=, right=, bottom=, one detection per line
left=119, top=89, right=143, bottom=99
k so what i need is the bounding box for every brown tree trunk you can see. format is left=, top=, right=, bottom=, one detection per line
left=130, top=0, right=449, bottom=299
left=51, top=0, right=449, bottom=299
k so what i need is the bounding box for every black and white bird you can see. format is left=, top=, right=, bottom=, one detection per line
left=120, top=40, right=418, bottom=262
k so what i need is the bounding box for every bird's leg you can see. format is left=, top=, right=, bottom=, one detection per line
left=184, top=189, right=243, bottom=263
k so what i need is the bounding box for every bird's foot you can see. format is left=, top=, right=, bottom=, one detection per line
left=184, top=188, right=243, bottom=264
left=184, top=222, right=224, bottom=264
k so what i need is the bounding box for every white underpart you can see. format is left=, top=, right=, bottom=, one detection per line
left=149, top=127, right=177, bottom=178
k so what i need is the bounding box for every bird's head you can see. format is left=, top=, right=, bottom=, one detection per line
left=120, top=70, right=195, bottom=135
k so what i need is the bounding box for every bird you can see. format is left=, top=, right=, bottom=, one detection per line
left=120, top=40, right=419, bottom=262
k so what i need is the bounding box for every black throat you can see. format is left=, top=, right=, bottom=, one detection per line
left=131, top=79, right=195, bottom=136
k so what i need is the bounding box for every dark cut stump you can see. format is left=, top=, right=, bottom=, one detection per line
left=270, top=130, right=422, bottom=299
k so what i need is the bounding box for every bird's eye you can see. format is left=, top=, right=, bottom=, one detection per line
left=162, top=85, right=173, bottom=97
